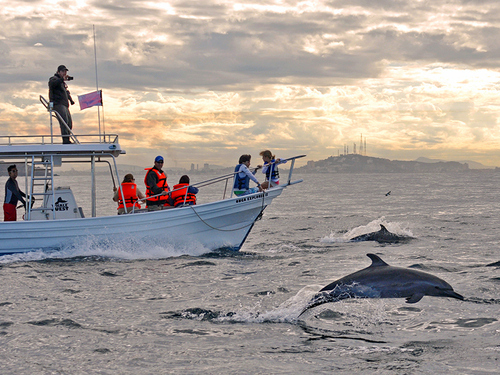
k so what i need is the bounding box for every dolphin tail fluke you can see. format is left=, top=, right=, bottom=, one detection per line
left=297, top=300, right=322, bottom=319
left=297, top=306, right=312, bottom=319
left=297, top=292, right=340, bottom=319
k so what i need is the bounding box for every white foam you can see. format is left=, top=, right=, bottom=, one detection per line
left=320, top=217, right=413, bottom=243
left=0, top=236, right=212, bottom=264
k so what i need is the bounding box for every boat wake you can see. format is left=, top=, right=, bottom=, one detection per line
left=161, top=285, right=320, bottom=324
left=320, top=217, right=413, bottom=243
left=160, top=304, right=394, bottom=345
left=0, top=236, right=212, bottom=264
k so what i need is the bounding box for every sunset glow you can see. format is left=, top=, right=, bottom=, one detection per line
left=1, top=0, right=499, bottom=168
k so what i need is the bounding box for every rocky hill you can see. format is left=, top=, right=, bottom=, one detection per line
left=299, top=154, right=469, bottom=173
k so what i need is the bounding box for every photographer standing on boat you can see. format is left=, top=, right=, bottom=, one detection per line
left=48, top=65, right=75, bottom=144
left=3, top=165, right=26, bottom=222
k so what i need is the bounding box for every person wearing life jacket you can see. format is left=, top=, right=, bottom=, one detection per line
left=171, top=175, right=199, bottom=207
left=233, top=154, right=262, bottom=196
left=113, top=173, right=146, bottom=215
left=144, top=155, right=172, bottom=210
left=258, top=150, right=287, bottom=190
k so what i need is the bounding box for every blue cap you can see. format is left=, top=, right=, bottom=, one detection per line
left=155, top=155, right=164, bottom=162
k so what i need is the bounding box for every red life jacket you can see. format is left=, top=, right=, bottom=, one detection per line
left=117, top=182, right=141, bottom=210
left=171, top=183, right=196, bottom=207
left=144, top=167, right=170, bottom=205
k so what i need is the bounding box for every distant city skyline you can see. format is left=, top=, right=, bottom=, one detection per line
left=1, top=1, right=500, bottom=168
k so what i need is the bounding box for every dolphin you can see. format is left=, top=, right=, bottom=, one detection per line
left=350, top=224, right=409, bottom=243
left=299, top=253, right=464, bottom=317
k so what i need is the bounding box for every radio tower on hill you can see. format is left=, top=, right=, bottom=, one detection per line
left=359, top=134, right=367, bottom=156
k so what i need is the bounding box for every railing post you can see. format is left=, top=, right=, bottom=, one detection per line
left=26, top=156, right=32, bottom=221
left=287, top=159, right=296, bottom=185
left=49, top=101, right=54, bottom=144
left=91, top=155, right=96, bottom=217
left=223, top=179, right=228, bottom=199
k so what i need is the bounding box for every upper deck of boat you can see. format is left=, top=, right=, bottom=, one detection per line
left=0, top=134, right=123, bottom=159
left=0, top=95, right=123, bottom=159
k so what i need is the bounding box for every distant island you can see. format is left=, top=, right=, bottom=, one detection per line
left=2, top=154, right=497, bottom=177
left=297, top=154, right=496, bottom=173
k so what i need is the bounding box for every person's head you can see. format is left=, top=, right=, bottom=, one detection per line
left=57, top=65, right=69, bottom=78
left=179, top=175, right=190, bottom=184
left=7, top=165, right=18, bottom=178
left=154, top=155, right=164, bottom=169
left=122, top=173, right=135, bottom=183
left=259, top=150, right=274, bottom=162
left=238, top=154, right=251, bottom=165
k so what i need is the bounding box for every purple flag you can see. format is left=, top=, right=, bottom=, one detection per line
left=78, top=90, right=102, bottom=110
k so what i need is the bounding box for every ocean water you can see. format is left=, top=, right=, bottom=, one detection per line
left=0, top=171, right=499, bottom=374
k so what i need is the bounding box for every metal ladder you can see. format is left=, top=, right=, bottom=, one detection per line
left=26, top=155, right=56, bottom=220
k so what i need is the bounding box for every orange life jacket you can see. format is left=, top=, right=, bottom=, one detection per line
left=144, top=167, right=170, bottom=205
left=171, top=183, right=197, bottom=207
left=117, top=182, right=141, bottom=210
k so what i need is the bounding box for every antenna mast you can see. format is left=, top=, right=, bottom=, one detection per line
left=93, top=25, right=103, bottom=139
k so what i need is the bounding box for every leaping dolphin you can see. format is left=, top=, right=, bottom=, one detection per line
left=299, top=253, right=463, bottom=317
left=350, top=224, right=410, bottom=243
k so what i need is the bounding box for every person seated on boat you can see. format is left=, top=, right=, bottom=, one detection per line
left=3, top=165, right=27, bottom=222
left=171, top=175, right=199, bottom=207
left=113, top=174, right=146, bottom=215
left=144, top=155, right=172, bottom=211
left=233, top=154, right=262, bottom=196
left=258, top=150, right=287, bottom=190
left=48, top=65, right=75, bottom=144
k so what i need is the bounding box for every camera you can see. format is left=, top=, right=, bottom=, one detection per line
left=67, top=76, right=74, bottom=81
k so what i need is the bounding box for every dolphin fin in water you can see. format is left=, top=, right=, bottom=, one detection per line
left=298, top=253, right=463, bottom=317
left=350, top=225, right=411, bottom=243
left=367, top=252, right=389, bottom=266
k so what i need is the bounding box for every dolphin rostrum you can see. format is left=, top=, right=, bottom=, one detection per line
left=350, top=224, right=410, bottom=243
left=299, top=253, right=464, bottom=317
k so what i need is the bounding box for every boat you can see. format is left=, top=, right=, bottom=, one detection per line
left=0, top=96, right=304, bottom=255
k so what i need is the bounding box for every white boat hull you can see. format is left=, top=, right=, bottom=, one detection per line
left=0, top=188, right=283, bottom=255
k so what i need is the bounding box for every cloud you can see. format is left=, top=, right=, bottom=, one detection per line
left=1, top=1, right=500, bottom=168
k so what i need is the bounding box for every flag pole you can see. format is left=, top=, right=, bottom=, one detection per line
left=93, top=25, right=102, bottom=141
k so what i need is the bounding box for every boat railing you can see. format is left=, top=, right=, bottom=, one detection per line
left=0, top=133, right=119, bottom=146
left=0, top=95, right=115, bottom=147
left=126, top=155, right=306, bottom=214
left=128, top=171, right=239, bottom=213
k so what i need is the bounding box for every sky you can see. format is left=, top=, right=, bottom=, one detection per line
left=1, top=0, right=500, bottom=168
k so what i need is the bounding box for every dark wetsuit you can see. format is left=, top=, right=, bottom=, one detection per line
left=3, top=177, right=26, bottom=221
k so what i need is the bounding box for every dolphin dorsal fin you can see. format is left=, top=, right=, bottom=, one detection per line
left=379, top=224, right=389, bottom=232
left=367, top=253, right=389, bottom=267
